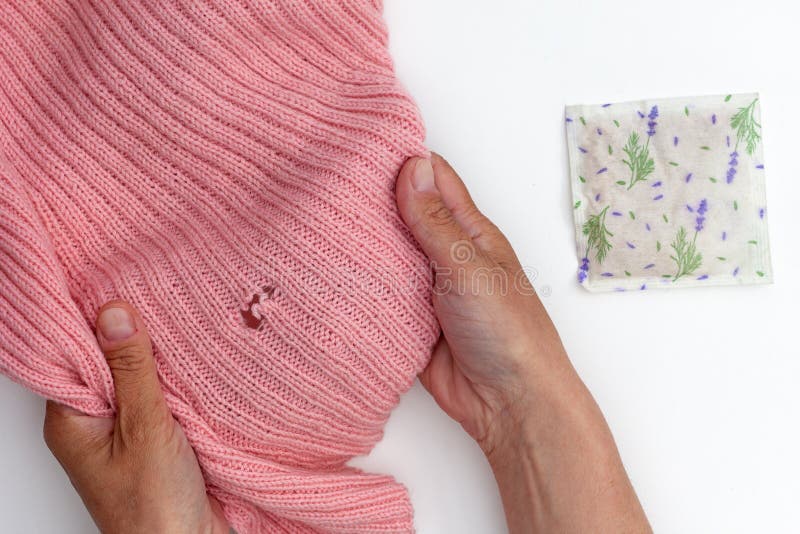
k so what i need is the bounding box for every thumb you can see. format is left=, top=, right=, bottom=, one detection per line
left=96, top=301, right=168, bottom=433
left=395, top=156, right=479, bottom=269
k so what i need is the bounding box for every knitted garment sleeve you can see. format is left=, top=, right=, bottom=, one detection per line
left=0, top=1, right=439, bottom=532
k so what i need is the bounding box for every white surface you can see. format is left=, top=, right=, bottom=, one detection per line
left=2, top=1, right=799, bottom=532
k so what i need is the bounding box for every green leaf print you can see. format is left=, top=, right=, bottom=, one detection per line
left=730, top=98, right=761, bottom=156
left=670, top=226, right=703, bottom=281
left=582, top=206, right=614, bottom=264
left=621, top=132, right=655, bottom=190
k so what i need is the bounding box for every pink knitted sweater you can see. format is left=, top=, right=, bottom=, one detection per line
left=0, top=1, right=439, bottom=532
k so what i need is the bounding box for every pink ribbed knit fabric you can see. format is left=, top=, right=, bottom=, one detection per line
left=0, top=2, right=439, bottom=532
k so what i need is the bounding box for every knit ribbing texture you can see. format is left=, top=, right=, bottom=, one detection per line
left=0, top=1, right=439, bottom=532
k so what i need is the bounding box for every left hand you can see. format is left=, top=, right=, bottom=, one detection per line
left=43, top=300, right=229, bottom=534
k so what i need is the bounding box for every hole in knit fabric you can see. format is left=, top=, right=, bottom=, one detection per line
left=240, top=286, right=279, bottom=330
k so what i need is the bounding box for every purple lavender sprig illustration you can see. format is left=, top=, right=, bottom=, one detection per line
left=726, top=150, right=739, bottom=184
left=726, top=98, right=761, bottom=184
left=670, top=199, right=707, bottom=281
left=694, top=199, right=707, bottom=231
left=646, top=105, right=659, bottom=137
left=622, top=106, right=658, bottom=190
left=577, top=256, right=590, bottom=283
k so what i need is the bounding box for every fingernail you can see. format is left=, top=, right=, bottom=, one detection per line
left=97, top=307, right=136, bottom=341
left=411, top=158, right=437, bottom=192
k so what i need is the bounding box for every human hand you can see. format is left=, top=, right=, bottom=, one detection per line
left=396, top=153, right=566, bottom=453
left=396, top=154, right=650, bottom=533
left=43, top=301, right=229, bottom=534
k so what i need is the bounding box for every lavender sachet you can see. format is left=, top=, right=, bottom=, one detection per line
left=566, top=93, right=773, bottom=292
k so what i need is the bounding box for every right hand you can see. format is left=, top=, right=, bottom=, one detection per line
left=395, top=153, right=567, bottom=454
left=396, top=153, right=651, bottom=534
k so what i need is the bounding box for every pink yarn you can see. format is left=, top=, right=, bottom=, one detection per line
left=0, top=1, right=438, bottom=532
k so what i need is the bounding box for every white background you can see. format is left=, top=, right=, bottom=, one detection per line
left=2, top=1, right=798, bottom=532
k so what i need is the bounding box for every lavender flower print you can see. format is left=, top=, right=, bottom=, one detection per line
left=578, top=256, right=590, bottom=283
left=726, top=151, right=739, bottom=184
left=621, top=106, right=659, bottom=190
left=566, top=95, right=771, bottom=291
left=646, top=105, right=659, bottom=137
left=671, top=199, right=707, bottom=281
left=695, top=199, right=707, bottom=231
